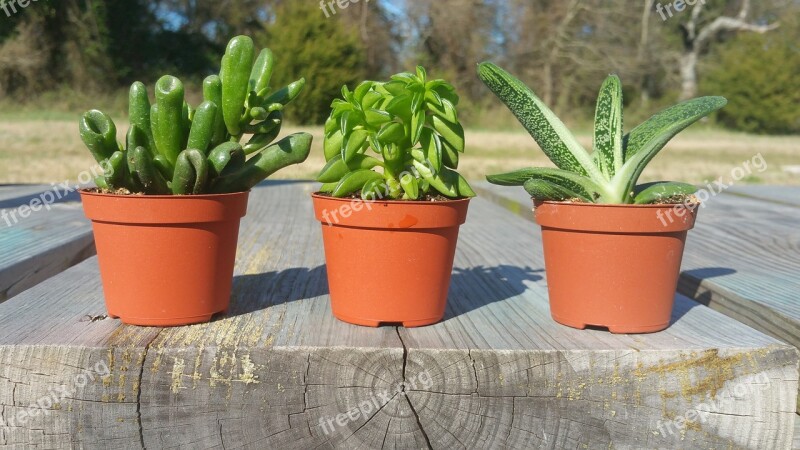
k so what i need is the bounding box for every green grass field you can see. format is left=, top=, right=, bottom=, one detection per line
left=1, top=118, right=798, bottom=187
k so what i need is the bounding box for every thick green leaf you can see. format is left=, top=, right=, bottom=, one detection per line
left=633, top=181, right=697, bottom=204
left=399, top=173, right=419, bottom=199
left=593, top=74, right=623, bottom=179
left=342, top=129, right=368, bottom=162
left=524, top=179, right=590, bottom=202
left=324, top=130, right=343, bottom=160
left=486, top=167, right=603, bottom=201
left=331, top=169, right=384, bottom=197
left=477, top=62, right=602, bottom=182
left=612, top=96, right=727, bottom=203
left=316, top=154, right=383, bottom=183
left=410, top=109, right=425, bottom=146
left=625, top=96, right=726, bottom=162
left=419, top=128, right=442, bottom=173
left=431, top=115, right=465, bottom=152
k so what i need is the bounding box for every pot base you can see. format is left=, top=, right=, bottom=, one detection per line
left=334, top=313, right=443, bottom=328
left=551, top=314, right=669, bottom=334
left=109, top=312, right=222, bottom=327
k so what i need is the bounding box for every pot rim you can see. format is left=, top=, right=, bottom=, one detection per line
left=311, top=192, right=472, bottom=206
left=79, top=188, right=250, bottom=200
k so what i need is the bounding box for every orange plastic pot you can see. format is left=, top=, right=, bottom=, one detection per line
left=80, top=190, right=249, bottom=326
left=312, top=193, right=470, bottom=327
left=534, top=201, right=697, bottom=334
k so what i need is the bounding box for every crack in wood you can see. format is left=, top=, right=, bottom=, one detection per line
left=396, top=328, right=433, bottom=449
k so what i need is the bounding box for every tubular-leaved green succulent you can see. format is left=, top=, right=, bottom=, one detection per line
left=478, top=62, right=727, bottom=204
left=317, top=66, right=475, bottom=200
left=78, top=35, right=313, bottom=195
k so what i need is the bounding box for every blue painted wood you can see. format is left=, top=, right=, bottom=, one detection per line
left=0, top=186, right=94, bottom=301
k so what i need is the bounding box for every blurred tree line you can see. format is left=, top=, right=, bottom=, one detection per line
left=0, top=0, right=797, bottom=133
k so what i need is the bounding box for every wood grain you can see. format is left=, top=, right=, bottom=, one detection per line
left=0, top=190, right=95, bottom=302
left=0, top=181, right=796, bottom=449
left=728, top=185, right=800, bottom=208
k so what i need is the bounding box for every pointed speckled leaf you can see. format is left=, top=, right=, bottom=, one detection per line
left=477, top=62, right=602, bottom=181
left=614, top=96, right=727, bottom=203
left=523, top=179, right=590, bottom=202
left=486, top=167, right=603, bottom=201
left=593, top=74, right=623, bottom=179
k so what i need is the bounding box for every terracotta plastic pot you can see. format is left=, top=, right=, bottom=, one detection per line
left=80, top=190, right=249, bottom=326
left=534, top=201, right=697, bottom=334
left=312, top=193, right=470, bottom=327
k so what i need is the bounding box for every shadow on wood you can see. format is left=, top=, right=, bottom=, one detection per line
left=679, top=267, right=738, bottom=306
left=221, top=265, right=329, bottom=317
left=445, top=265, right=543, bottom=319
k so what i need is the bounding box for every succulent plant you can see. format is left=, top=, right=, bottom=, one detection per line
left=316, top=67, right=475, bottom=200
left=78, top=35, right=312, bottom=195
left=478, top=62, right=727, bottom=204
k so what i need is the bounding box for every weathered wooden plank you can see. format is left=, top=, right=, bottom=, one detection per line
left=795, top=414, right=800, bottom=450
left=0, top=184, right=81, bottom=209
left=0, top=195, right=95, bottom=302
left=728, top=185, right=800, bottom=208
left=0, top=181, right=796, bottom=449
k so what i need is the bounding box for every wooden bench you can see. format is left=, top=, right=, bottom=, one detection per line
left=0, top=181, right=796, bottom=448
left=0, top=185, right=94, bottom=302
